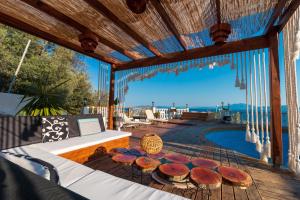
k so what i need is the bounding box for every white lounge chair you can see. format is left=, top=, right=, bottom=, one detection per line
left=122, top=113, right=151, bottom=128
left=145, top=109, right=169, bottom=123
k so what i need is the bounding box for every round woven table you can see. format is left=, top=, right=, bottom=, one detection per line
left=159, top=163, right=190, bottom=182
left=218, top=166, right=252, bottom=189
left=191, top=158, right=220, bottom=170
left=164, top=153, right=190, bottom=164
left=135, top=156, right=161, bottom=183
left=190, top=167, right=222, bottom=189
left=109, top=148, right=128, bottom=156
left=147, top=152, right=165, bottom=159
left=112, top=154, right=137, bottom=165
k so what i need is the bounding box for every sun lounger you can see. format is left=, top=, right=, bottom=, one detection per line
left=122, top=113, right=151, bottom=128
left=145, top=109, right=169, bottom=123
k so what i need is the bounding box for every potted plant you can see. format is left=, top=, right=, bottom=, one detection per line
left=17, top=79, right=69, bottom=116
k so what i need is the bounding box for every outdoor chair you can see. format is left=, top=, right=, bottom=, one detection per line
left=122, top=113, right=151, bottom=128
left=145, top=109, right=169, bottom=123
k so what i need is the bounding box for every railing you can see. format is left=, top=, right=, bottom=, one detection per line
left=154, top=108, right=189, bottom=119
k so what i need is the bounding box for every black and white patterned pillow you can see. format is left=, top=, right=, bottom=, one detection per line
left=41, top=116, right=69, bottom=143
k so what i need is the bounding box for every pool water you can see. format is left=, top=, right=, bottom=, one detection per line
left=205, top=130, right=289, bottom=167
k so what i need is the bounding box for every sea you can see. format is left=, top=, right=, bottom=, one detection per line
left=189, top=104, right=289, bottom=127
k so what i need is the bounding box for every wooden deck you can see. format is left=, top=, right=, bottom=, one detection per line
left=85, top=121, right=300, bottom=200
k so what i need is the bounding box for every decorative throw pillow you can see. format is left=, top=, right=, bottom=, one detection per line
left=78, top=118, right=102, bottom=136
left=42, top=116, right=69, bottom=143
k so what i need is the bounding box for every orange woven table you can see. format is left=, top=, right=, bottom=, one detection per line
left=159, top=163, right=190, bottom=182
left=135, top=156, right=160, bottom=172
left=190, top=167, right=222, bottom=189
left=147, top=152, right=165, bottom=159
left=164, top=153, right=190, bottom=164
left=218, top=166, right=252, bottom=188
left=112, top=154, right=136, bottom=166
left=191, top=158, right=220, bottom=170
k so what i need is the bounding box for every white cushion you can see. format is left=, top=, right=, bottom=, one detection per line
left=67, top=171, right=188, bottom=200
left=78, top=118, right=102, bottom=136
left=44, top=155, right=94, bottom=187
left=2, top=146, right=94, bottom=187
left=0, top=152, right=50, bottom=180
left=30, top=130, right=131, bottom=155
left=1, top=146, right=54, bottom=160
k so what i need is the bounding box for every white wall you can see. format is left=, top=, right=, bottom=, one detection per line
left=0, top=92, right=27, bottom=116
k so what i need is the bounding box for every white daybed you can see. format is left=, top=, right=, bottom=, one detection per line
left=1, top=130, right=188, bottom=200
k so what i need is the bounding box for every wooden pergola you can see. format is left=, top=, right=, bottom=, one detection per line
left=1, top=0, right=299, bottom=167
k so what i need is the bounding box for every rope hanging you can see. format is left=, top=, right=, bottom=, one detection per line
left=283, top=6, right=300, bottom=175
left=257, top=50, right=264, bottom=155
left=250, top=51, right=257, bottom=144
left=240, top=52, right=246, bottom=90
left=245, top=51, right=251, bottom=142
left=261, top=49, right=271, bottom=160
left=235, top=53, right=240, bottom=87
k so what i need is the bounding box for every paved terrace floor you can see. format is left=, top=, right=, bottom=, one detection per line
left=85, top=120, right=300, bottom=200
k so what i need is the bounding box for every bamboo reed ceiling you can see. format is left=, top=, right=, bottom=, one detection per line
left=0, top=0, right=293, bottom=66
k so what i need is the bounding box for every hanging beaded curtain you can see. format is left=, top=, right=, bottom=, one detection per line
left=242, top=49, right=270, bottom=163
left=283, top=6, right=300, bottom=175
left=114, top=54, right=233, bottom=114
left=97, top=60, right=110, bottom=122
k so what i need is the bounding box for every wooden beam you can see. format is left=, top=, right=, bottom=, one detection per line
left=20, top=0, right=138, bottom=60
left=84, top=0, right=162, bottom=57
left=0, top=12, right=119, bottom=65
left=277, top=0, right=300, bottom=32
left=150, top=0, right=186, bottom=50
left=264, top=0, right=288, bottom=34
left=268, top=32, right=283, bottom=167
left=108, top=68, right=115, bottom=130
left=114, top=35, right=269, bottom=71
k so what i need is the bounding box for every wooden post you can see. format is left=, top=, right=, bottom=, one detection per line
left=268, top=32, right=282, bottom=167
left=108, top=66, right=115, bottom=130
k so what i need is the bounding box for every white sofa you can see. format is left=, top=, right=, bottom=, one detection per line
left=1, top=130, right=188, bottom=200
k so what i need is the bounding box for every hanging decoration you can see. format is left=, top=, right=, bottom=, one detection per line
left=97, top=60, right=110, bottom=122
left=245, top=51, right=251, bottom=142
left=283, top=6, right=300, bottom=175
left=256, top=50, right=264, bottom=153
left=243, top=49, right=270, bottom=162
left=114, top=55, right=232, bottom=114
left=240, top=52, right=246, bottom=90
left=79, top=32, right=98, bottom=53
left=126, top=0, right=148, bottom=14
left=235, top=53, right=240, bottom=87
left=262, top=49, right=271, bottom=161
left=250, top=51, right=257, bottom=144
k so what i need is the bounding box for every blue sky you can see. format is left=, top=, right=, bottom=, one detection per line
left=85, top=33, right=299, bottom=107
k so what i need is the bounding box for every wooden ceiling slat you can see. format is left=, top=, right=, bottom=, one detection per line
left=20, top=0, right=138, bottom=60
left=264, top=0, right=288, bottom=34
left=216, top=0, right=221, bottom=24
left=83, top=0, right=162, bottom=57
left=114, top=35, right=269, bottom=71
left=277, top=0, right=300, bottom=32
left=150, top=0, right=187, bottom=51
left=0, top=11, right=119, bottom=64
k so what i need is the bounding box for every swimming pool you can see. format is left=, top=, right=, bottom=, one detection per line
left=205, top=130, right=289, bottom=167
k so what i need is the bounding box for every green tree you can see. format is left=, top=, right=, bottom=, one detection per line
left=0, top=24, right=95, bottom=115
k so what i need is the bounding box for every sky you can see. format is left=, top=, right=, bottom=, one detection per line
left=85, top=33, right=300, bottom=107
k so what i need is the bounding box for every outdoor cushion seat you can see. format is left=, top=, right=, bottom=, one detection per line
left=30, top=130, right=131, bottom=155
left=67, top=170, right=188, bottom=200
left=1, top=145, right=94, bottom=187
